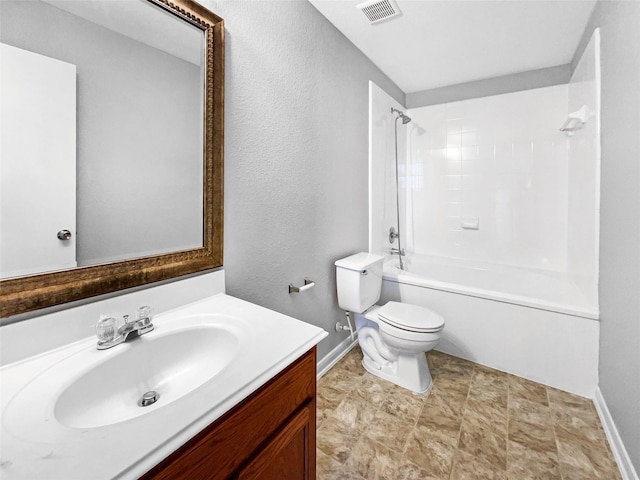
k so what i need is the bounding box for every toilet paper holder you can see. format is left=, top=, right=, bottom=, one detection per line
left=289, top=278, right=315, bottom=294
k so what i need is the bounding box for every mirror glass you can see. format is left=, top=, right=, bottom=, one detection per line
left=0, top=0, right=205, bottom=280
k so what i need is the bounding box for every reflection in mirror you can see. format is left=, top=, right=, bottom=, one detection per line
left=1, top=0, right=205, bottom=279
left=0, top=0, right=224, bottom=318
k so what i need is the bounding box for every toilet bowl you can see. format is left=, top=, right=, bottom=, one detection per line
left=355, top=303, right=443, bottom=394
left=335, top=253, right=445, bottom=394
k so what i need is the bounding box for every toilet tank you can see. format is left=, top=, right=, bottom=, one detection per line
left=335, top=252, right=384, bottom=313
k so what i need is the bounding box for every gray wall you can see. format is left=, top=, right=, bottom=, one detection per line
left=1, top=1, right=203, bottom=266
left=573, top=1, right=640, bottom=472
left=406, top=65, right=571, bottom=108
left=203, top=0, right=404, bottom=360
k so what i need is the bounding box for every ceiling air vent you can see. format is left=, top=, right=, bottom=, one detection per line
left=357, top=0, right=402, bottom=25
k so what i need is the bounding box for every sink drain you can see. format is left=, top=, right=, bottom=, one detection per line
left=138, top=390, right=160, bottom=407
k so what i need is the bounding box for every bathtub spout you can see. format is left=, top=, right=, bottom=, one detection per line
left=391, top=248, right=406, bottom=270
left=358, top=326, right=398, bottom=369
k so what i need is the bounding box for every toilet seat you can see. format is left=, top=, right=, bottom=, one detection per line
left=377, top=301, right=444, bottom=333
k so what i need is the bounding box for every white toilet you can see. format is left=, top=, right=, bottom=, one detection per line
left=335, top=252, right=445, bottom=394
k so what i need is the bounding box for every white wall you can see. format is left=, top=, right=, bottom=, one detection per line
left=401, top=86, right=570, bottom=271
left=575, top=1, right=640, bottom=475
left=0, top=0, right=404, bottom=371
left=205, top=0, right=405, bottom=361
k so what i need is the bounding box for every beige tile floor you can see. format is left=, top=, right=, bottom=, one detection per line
left=316, top=347, right=622, bottom=480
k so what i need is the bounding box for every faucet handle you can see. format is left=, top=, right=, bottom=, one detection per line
left=136, top=305, right=154, bottom=334
left=96, top=317, right=117, bottom=343
left=137, top=305, right=152, bottom=321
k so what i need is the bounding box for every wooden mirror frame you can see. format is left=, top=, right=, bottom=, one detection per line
left=0, top=0, right=224, bottom=318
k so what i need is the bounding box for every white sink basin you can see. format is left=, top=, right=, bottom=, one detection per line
left=3, top=312, right=252, bottom=442
left=55, top=324, right=241, bottom=428
left=0, top=294, right=328, bottom=480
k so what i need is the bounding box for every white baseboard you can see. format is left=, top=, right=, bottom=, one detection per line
left=316, top=334, right=358, bottom=379
left=593, top=387, right=639, bottom=480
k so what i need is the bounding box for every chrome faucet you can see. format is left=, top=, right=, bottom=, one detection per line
left=391, top=247, right=406, bottom=271
left=96, top=306, right=154, bottom=350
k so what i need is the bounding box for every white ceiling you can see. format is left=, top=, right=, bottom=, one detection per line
left=308, top=0, right=596, bottom=93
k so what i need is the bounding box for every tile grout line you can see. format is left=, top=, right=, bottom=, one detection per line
left=446, top=364, right=474, bottom=480
left=319, top=351, right=621, bottom=480
left=344, top=363, right=396, bottom=473
left=363, top=366, right=422, bottom=480
left=546, top=385, right=566, bottom=480
left=551, top=416, right=565, bottom=479
left=395, top=354, right=439, bottom=479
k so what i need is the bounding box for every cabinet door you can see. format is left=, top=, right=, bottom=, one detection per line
left=140, top=349, right=317, bottom=480
left=238, top=404, right=314, bottom=480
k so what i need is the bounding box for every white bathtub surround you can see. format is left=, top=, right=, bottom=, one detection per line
left=400, top=85, right=572, bottom=272
left=381, top=255, right=599, bottom=397
left=0, top=293, right=327, bottom=480
left=567, top=28, right=601, bottom=308
left=385, top=255, right=598, bottom=319
left=369, top=45, right=601, bottom=398
left=371, top=77, right=600, bottom=307
left=374, top=83, right=565, bottom=265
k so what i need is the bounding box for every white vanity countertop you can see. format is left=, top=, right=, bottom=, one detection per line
left=0, top=293, right=328, bottom=480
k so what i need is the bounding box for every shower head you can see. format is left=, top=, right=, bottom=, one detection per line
left=391, top=107, right=411, bottom=124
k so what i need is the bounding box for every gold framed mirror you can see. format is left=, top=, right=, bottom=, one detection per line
left=0, top=0, right=224, bottom=318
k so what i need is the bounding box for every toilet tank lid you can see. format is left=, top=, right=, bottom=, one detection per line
left=378, top=301, right=444, bottom=332
left=335, top=252, right=384, bottom=272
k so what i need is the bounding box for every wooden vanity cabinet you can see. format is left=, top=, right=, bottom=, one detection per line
left=140, top=347, right=317, bottom=480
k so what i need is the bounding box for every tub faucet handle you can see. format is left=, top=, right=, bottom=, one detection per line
left=389, top=227, right=399, bottom=243
left=391, top=247, right=405, bottom=256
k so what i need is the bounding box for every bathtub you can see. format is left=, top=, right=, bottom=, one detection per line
left=380, top=254, right=599, bottom=397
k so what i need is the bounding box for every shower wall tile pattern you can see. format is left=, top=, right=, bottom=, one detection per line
left=404, top=85, right=570, bottom=271
left=317, top=347, right=622, bottom=480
